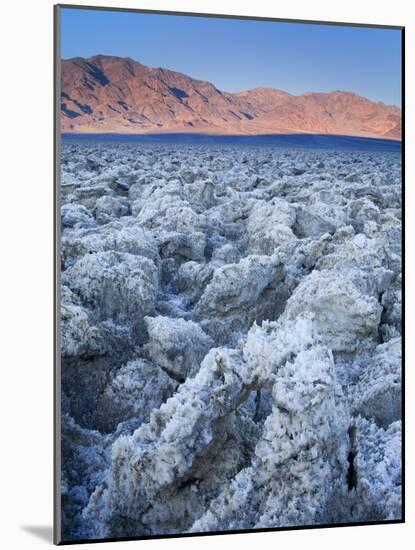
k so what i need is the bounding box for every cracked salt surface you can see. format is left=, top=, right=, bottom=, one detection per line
left=60, top=139, right=402, bottom=541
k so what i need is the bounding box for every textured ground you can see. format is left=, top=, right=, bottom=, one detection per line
left=60, top=140, right=402, bottom=541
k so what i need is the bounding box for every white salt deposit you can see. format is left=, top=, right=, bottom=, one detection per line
left=60, top=140, right=402, bottom=540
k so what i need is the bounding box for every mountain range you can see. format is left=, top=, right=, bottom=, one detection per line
left=61, top=55, right=401, bottom=139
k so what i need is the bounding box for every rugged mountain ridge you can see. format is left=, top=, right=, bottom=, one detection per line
left=61, top=55, right=401, bottom=139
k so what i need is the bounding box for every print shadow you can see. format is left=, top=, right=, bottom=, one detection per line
left=21, top=525, right=53, bottom=543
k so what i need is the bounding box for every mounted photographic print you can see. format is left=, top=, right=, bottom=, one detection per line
left=54, top=4, right=404, bottom=544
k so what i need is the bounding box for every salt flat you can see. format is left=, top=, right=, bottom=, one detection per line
left=60, top=139, right=402, bottom=540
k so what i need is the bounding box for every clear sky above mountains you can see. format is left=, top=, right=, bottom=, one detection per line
left=60, top=7, right=402, bottom=107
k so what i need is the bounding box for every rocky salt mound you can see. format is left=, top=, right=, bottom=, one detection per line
left=60, top=140, right=402, bottom=540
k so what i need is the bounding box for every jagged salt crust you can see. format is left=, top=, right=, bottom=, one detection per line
left=60, top=141, right=401, bottom=540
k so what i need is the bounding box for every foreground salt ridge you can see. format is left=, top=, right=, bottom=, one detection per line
left=60, top=141, right=402, bottom=540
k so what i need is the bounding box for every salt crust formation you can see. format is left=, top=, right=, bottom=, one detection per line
left=60, top=141, right=402, bottom=540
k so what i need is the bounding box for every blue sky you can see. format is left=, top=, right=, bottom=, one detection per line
left=60, top=7, right=402, bottom=106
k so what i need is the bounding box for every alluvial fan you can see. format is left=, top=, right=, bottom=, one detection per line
left=60, top=139, right=402, bottom=540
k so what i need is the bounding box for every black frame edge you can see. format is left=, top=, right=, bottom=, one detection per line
left=53, top=3, right=405, bottom=545
left=58, top=519, right=404, bottom=546
left=400, top=25, right=405, bottom=524
left=54, top=3, right=62, bottom=546
left=56, top=2, right=404, bottom=30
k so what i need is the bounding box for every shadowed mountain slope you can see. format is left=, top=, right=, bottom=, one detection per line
left=61, top=55, right=401, bottom=139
